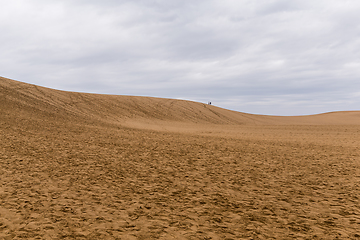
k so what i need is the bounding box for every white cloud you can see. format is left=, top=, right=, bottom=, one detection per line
left=1, top=0, right=360, bottom=115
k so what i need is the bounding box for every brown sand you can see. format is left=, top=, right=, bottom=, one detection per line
left=1, top=76, right=360, bottom=239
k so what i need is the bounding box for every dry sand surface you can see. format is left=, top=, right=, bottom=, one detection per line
left=1, top=76, right=360, bottom=239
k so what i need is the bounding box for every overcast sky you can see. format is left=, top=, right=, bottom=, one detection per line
left=1, top=0, right=360, bottom=115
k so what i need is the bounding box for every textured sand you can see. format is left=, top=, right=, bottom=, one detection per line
left=1, top=77, right=360, bottom=239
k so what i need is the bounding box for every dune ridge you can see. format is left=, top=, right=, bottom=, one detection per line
left=2, top=76, right=360, bottom=129
left=1, top=76, right=360, bottom=239
left=0, top=76, right=257, bottom=126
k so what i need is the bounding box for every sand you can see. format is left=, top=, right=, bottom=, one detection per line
left=1, top=76, right=360, bottom=239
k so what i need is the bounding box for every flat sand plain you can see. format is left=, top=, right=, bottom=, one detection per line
left=1, top=77, right=360, bottom=239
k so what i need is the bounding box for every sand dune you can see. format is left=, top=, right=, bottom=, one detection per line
left=2, top=76, right=359, bottom=127
left=1, top=76, right=360, bottom=239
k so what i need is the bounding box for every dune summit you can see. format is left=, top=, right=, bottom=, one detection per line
left=1, top=76, right=360, bottom=239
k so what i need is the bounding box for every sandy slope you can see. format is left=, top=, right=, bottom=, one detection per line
left=2, top=77, right=359, bottom=128
left=1, top=76, right=360, bottom=239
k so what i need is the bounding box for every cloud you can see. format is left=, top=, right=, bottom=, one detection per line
left=1, top=0, right=360, bottom=115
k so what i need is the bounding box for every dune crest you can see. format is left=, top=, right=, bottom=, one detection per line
left=1, top=77, right=359, bottom=129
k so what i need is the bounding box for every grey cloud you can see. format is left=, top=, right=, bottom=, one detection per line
left=256, top=0, right=305, bottom=15
left=1, top=0, right=360, bottom=115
